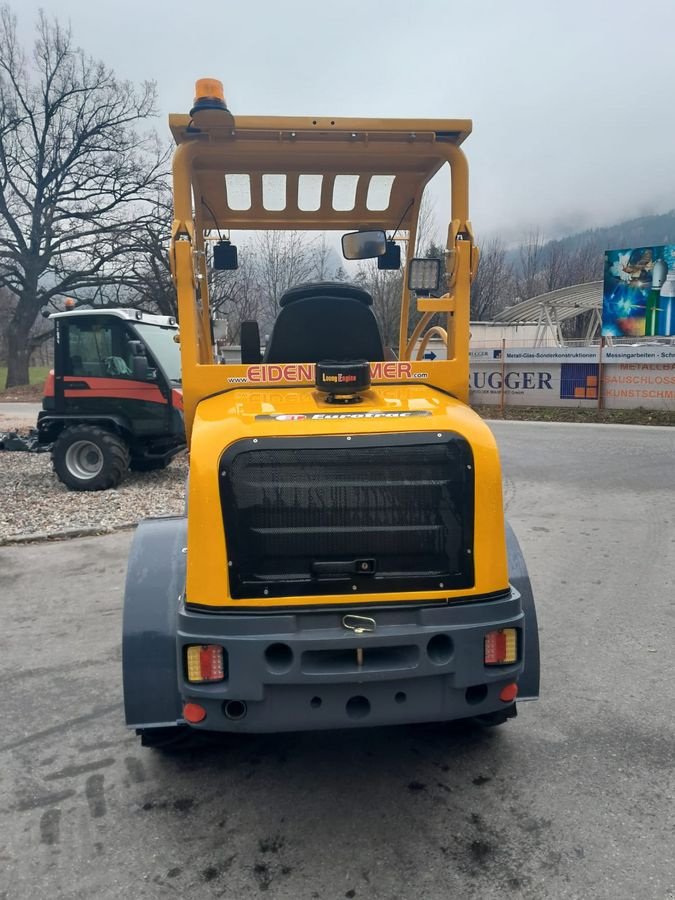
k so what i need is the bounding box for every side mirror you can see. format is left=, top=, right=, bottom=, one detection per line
left=128, top=340, right=149, bottom=381
left=342, top=230, right=387, bottom=260
left=131, top=354, right=149, bottom=381
left=407, top=258, right=442, bottom=293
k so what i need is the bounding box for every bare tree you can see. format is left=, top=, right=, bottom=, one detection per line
left=515, top=230, right=545, bottom=300
left=415, top=193, right=440, bottom=255
left=355, top=263, right=402, bottom=350
left=566, top=237, right=603, bottom=285
left=470, top=237, right=514, bottom=319
left=123, top=186, right=176, bottom=317
left=541, top=240, right=568, bottom=292
left=253, top=231, right=316, bottom=331
left=309, top=233, right=337, bottom=281
left=0, top=7, right=166, bottom=387
left=0, top=284, right=12, bottom=362
left=210, top=254, right=265, bottom=343
left=559, top=236, right=604, bottom=341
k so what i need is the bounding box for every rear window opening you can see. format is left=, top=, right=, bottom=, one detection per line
left=298, top=174, right=323, bottom=211
left=224, top=174, right=252, bottom=210
left=366, top=175, right=396, bottom=211
left=332, top=174, right=359, bottom=211
left=262, top=174, right=287, bottom=211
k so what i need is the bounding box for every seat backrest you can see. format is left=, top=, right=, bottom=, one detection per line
left=263, top=282, right=385, bottom=364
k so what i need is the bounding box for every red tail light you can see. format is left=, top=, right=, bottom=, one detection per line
left=186, top=644, right=225, bottom=682
left=484, top=628, right=518, bottom=665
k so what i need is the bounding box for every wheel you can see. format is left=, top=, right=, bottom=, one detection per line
left=52, top=425, right=130, bottom=491
left=138, top=726, right=198, bottom=751
left=472, top=704, right=517, bottom=728
left=129, top=457, right=170, bottom=472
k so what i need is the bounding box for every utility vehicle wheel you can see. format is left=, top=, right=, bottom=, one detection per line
left=138, top=726, right=197, bottom=751
left=52, top=425, right=130, bottom=491
left=129, top=457, right=170, bottom=472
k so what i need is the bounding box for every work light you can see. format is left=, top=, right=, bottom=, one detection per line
left=408, top=258, right=441, bottom=293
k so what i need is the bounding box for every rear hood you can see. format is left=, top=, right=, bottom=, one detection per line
left=192, top=384, right=497, bottom=448
left=186, top=384, right=509, bottom=609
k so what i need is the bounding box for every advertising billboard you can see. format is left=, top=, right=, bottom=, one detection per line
left=602, top=244, right=675, bottom=337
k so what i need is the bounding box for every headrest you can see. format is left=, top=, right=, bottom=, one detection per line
left=279, top=281, right=373, bottom=308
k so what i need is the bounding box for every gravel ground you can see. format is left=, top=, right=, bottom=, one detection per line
left=1, top=447, right=187, bottom=542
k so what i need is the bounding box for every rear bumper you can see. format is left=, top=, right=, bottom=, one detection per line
left=175, top=589, right=529, bottom=733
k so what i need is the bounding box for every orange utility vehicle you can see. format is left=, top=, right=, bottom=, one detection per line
left=37, top=307, right=184, bottom=490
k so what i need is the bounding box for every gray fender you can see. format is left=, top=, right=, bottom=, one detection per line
left=122, top=516, right=187, bottom=728
left=506, top=521, right=540, bottom=700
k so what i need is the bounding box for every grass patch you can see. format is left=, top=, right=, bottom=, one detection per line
left=0, top=366, right=50, bottom=388
left=472, top=405, right=675, bottom=427
left=0, top=366, right=49, bottom=400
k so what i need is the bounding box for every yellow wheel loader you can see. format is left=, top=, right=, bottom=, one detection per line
left=122, top=79, right=539, bottom=748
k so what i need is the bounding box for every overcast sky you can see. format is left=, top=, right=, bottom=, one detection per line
left=16, top=0, right=675, bottom=242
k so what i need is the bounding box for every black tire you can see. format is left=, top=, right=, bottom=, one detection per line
left=52, top=425, right=130, bottom=491
left=472, top=704, right=517, bottom=728
left=138, top=726, right=198, bottom=751
left=129, top=457, right=170, bottom=472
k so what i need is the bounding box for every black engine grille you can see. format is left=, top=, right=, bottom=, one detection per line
left=219, top=433, right=474, bottom=599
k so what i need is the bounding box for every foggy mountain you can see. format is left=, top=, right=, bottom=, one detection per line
left=537, top=210, right=675, bottom=259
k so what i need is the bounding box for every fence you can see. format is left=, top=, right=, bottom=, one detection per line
left=469, top=343, right=675, bottom=411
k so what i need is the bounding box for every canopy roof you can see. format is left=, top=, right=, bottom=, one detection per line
left=494, top=281, right=603, bottom=345
left=169, top=113, right=471, bottom=231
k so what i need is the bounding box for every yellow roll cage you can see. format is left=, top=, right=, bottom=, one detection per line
left=169, top=100, right=479, bottom=437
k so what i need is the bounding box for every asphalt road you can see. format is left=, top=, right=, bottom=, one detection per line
left=0, top=402, right=41, bottom=428
left=1, top=421, right=674, bottom=900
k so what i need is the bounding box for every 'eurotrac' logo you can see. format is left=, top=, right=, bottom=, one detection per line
left=255, top=410, right=432, bottom=421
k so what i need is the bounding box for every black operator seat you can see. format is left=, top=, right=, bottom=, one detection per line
left=263, top=281, right=385, bottom=364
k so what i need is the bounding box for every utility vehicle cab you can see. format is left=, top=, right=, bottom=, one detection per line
left=122, top=78, right=539, bottom=747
